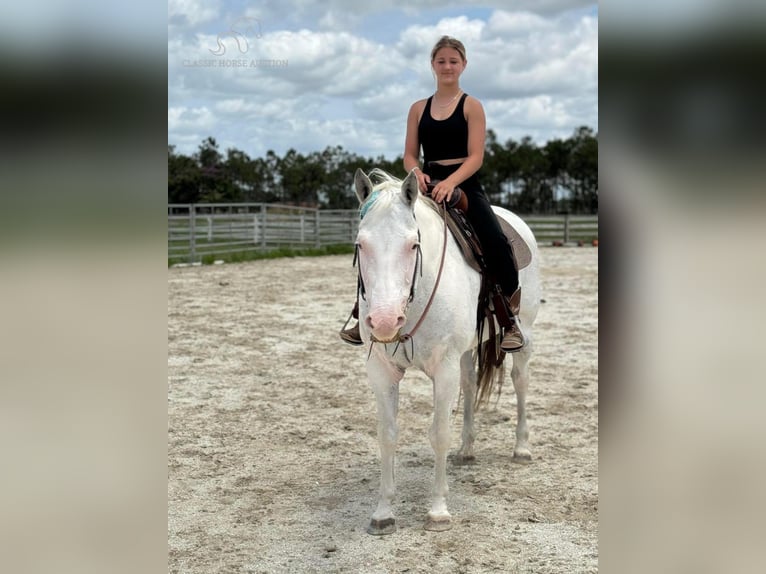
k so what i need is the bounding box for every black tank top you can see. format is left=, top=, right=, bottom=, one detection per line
left=418, top=93, right=469, bottom=166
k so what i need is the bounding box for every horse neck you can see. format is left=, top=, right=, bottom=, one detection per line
left=414, top=201, right=450, bottom=276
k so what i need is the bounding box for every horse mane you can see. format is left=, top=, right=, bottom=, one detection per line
left=363, top=168, right=440, bottom=214
left=360, top=169, right=440, bottom=222
left=368, top=168, right=402, bottom=190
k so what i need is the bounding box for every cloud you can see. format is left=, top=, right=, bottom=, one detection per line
left=241, top=0, right=594, bottom=23
left=168, top=0, right=221, bottom=27
left=168, top=106, right=216, bottom=133
left=398, top=15, right=486, bottom=64
left=352, top=83, right=414, bottom=122
left=168, top=3, right=598, bottom=158
left=170, top=27, right=402, bottom=98
left=251, top=30, right=402, bottom=96
left=485, top=10, right=552, bottom=35
left=465, top=11, right=597, bottom=99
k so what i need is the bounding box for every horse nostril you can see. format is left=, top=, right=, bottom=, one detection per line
left=396, top=316, right=406, bottom=327
left=365, top=316, right=375, bottom=330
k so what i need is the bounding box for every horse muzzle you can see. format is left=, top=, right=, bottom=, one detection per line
left=365, top=310, right=406, bottom=344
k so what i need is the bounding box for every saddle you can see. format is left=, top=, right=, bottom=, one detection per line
left=424, top=182, right=532, bottom=382
left=424, top=182, right=532, bottom=273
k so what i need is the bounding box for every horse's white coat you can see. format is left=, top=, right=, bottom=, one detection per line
left=353, top=168, right=541, bottom=533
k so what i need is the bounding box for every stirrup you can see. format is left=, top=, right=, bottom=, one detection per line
left=501, top=321, right=527, bottom=353
left=339, top=322, right=363, bottom=346
left=501, top=287, right=526, bottom=353
left=339, top=303, right=363, bottom=346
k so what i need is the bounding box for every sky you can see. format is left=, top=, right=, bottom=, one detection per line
left=168, top=1, right=598, bottom=161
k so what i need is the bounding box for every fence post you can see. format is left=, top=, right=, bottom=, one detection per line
left=189, top=205, right=196, bottom=264
left=207, top=216, right=212, bottom=241
left=260, top=204, right=267, bottom=250
left=563, top=213, right=570, bottom=244
left=300, top=215, right=305, bottom=244
left=315, top=210, right=321, bottom=249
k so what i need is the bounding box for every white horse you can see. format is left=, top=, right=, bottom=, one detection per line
left=352, top=168, right=542, bottom=534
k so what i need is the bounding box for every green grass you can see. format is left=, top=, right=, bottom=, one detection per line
left=168, top=244, right=355, bottom=267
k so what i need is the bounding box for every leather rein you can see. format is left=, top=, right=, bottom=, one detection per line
left=354, top=198, right=450, bottom=359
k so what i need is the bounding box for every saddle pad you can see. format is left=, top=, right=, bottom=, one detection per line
left=498, top=217, right=532, bottom=270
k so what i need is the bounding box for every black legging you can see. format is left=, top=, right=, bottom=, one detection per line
left=425, top=163, right=519, bottom=294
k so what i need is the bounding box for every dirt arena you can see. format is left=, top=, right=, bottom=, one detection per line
left=168, top=247, right=598, bottom=573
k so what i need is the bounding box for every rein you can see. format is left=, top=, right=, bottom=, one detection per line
left=356, top=200, right=450, bottom=360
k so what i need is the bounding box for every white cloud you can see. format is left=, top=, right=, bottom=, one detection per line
left=169, top=28, right=402, bottom=100
left=168, top=0, right=220, bottom=27
left=398, top=15, right=485, bottom=64
left=168, top=106, right=216, bottom=133
left=258, top=30, right=402, bottom=96
left=168, top=3, right=598, bottom=158
left=241, top=1, right=593, bottom=23
left=463, top=11, right=597, bottom=99
left=317, top=9, right=364, bottom=31
left=485, top=10, right=552, bottom=36
left=213, top=99, right=250, bottom=114
left=353, top=84, right=414, bottom=122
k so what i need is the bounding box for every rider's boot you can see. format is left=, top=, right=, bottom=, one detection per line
left=500, top=286, right=527, bottom=353
left=339, top=301, right=363, bottom=346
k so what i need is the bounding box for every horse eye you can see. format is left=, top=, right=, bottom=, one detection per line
left=411, top=243, right=420, bottom=251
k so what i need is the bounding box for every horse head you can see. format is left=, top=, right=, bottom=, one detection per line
left=354, top=168, right=421, bottom=343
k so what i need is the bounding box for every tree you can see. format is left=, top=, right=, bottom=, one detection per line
left=510, top=137, right=547, bottom=214
left=195, top=137, right=238, bottom=203
left=567, top=127, right=598, bottom=213
left=481, top=129, right=509, bottom=205
left=224, top=148, right=253, bottom=202
left=542, top=138, right=572, bottom=213
left=167, top=128, right=598, bottom=214
left=168, top=145, right=201, bottom=204
left=317, top=145, right=361, bottom=209
left=278, top=148, right=325, bottom=206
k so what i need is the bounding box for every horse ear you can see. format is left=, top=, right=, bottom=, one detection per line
left=401, top=169, right=419, bottom=209
left=354, top=169, right=373, bottom=204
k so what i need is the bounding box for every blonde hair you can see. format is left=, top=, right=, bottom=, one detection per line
left=430, top=36, right=466, bottom=62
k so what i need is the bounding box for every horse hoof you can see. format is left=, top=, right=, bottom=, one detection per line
left=512, top=450, right=532, bottom=463
left=367, top=517, right=396, bottom=535
left=424, top=515, right=452, bottom=532
left=454, top=453, right=476, bottom=466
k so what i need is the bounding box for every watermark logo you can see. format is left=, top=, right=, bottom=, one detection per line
left=209, top=17, right=262, bottom=56
left=182, top=17, right=288, bottom=69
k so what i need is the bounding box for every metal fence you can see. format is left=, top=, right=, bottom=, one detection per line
left=521, top=214, right=600, bottom=245
left=168, top=203, right=597, bottom=264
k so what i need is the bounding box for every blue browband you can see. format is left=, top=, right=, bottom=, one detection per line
left=359, top=190, right=381, bottom=220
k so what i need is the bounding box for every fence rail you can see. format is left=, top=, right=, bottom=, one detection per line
left=168, top=204, right=597, bottom=264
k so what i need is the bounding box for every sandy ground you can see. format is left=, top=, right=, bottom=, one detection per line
left=168, top=247, right=598, bottom=573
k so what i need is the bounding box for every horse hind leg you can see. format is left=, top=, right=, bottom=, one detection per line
left=511, top=348, right=533, bottom=463
left=456, top=350, right=477, bottom=463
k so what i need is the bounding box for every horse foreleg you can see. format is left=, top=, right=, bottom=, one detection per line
left=457, top=350, right=477, bottom=462
left=425, top=361, right=461, bottom=531
left=366, top=357, right=403, bottom=535
left=511, top=350, right=532, bottom=462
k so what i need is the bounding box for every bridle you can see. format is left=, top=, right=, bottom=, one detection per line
left=353, top=228, right=421, bottom=313
left=353, top=199, right=449, bottom=360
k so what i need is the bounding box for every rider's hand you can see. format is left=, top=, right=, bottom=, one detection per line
left=414, top=167, right=430, bottom=193
left=430, top=179, right=455, bottom=204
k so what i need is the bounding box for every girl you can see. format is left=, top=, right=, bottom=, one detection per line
left=341, top=36, right=526, bottom=352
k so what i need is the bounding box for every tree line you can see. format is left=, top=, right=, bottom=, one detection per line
left=168, top=126, right=597, bottom=214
